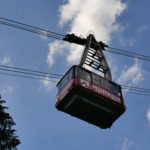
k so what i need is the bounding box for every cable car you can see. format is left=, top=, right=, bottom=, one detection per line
left=56, top=65, right=125, bottom=128
left=56, top=34, right=126, bottom=129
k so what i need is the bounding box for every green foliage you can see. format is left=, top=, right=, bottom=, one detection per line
left=0, top=96, right=21, bottom=150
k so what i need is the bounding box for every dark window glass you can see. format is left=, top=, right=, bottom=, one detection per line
left=101, top=78, right=109, bottom=90
left=79, top=69, right=91, bottom=82
left=61, top=75, right=68, bottom=89
left=110, top=84, right=120, bottom=96
left=92, top=73, right=100, bottom=85
left=57, top=83, right=61, bottom=92
left=69, top=68, right=75, bottom=80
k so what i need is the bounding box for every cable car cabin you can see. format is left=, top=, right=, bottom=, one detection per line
left=56, top=65, right=126, bottom=129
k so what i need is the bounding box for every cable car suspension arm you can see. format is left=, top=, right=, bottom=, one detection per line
left=63, top=34, right=112, bottom=81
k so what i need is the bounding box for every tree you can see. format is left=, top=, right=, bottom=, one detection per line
left=0, top=95, right=20, bottom=150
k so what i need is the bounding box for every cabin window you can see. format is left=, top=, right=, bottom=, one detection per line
left=61, top=74, right=68, bottom=89
left=79, top=69, right=91, bottom=82
left=110, top=84, right=120, bottom=96
left=101, top=78, right=109, bottom=90
left=69, top=68, right=75, bottom=80
left=57, top=83, right=61, bottom=92
left=92, top=73, right=100, bottom=86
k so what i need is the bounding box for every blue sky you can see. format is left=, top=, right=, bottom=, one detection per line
left=0, top=0, right=150, bottom=150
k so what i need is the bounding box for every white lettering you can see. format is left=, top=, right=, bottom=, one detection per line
left=80, top=79, right=90, bottom=88
left=92, top=85, right=121, bottom=103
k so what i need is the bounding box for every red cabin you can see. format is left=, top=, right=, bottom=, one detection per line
left=56, top=65, right=126, bottom=129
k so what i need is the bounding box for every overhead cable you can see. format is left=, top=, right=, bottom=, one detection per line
left=108, top=47, right=150, bottom=59
left=0, top=20, right=63, bottom=40
left=0, top=64, right=150, bottom=96
left=1, top=17, right=150, bottom=62
left=0, top=72, right=58, bottom=82
left=123, top=91, right=150, bottom=97
left=122, top=85, right=150, bottom=96
left=1, top=70, right=149, bottom=96
left=0, top=68, right=61, bottom=79
left=0, top=18, right=64, bottom=40
left=122, top=88, right=150, bottom=94
left=0, top=64, right=63, bottom=77
left=122, top=85, right=150, bottom=92
left=106, top=47, right=150, bottom=62
left=0, top=17, right=65, bottom=37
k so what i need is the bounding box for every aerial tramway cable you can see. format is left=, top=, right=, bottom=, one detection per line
left=108, top=47, right=150, bottom=59
left=105, top=48, right=150, bottom=62
left=0, top=20, right=63, bottom=40
left=0, top=65, right=150, bottom=96
left=0, top=64, right=63, bottom=77
left=0, top=17, right=65, bottom=37
left=0, top=17, right=150, bottom=96
left=0, top=17, right=65, bottom=40
left=0, top=72, right=58, bottom=82
left=0, top=17, right=150, bottom=62
left=0, top=68, right=61, bottom=79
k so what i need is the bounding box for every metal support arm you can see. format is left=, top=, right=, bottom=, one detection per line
left=63, top=33, right=112, bottom=81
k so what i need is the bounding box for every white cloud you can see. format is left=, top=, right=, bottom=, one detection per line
left=121, top=138, right=133, bottom=150
left=138, top=25, right=148, bottom=34
left=147, top=106, right=150, bottom=124
left=47, top=40, right=70, bottom=66
left=47, top=0, right=126, bottom=67
left=1, top=56, right=11, bottom=65
left=59, top=0, right=126, bottom=40
left=38, top=77, right=56, bottom=92
left=66, top=44, right=84, bottom=64
left=119, top=36, right=136, bottom=47
left=1, top=85, right=13, bottom=95
left=117, top=59, right=144, bottom=93
left=118, top=24, right=148, bottom=47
